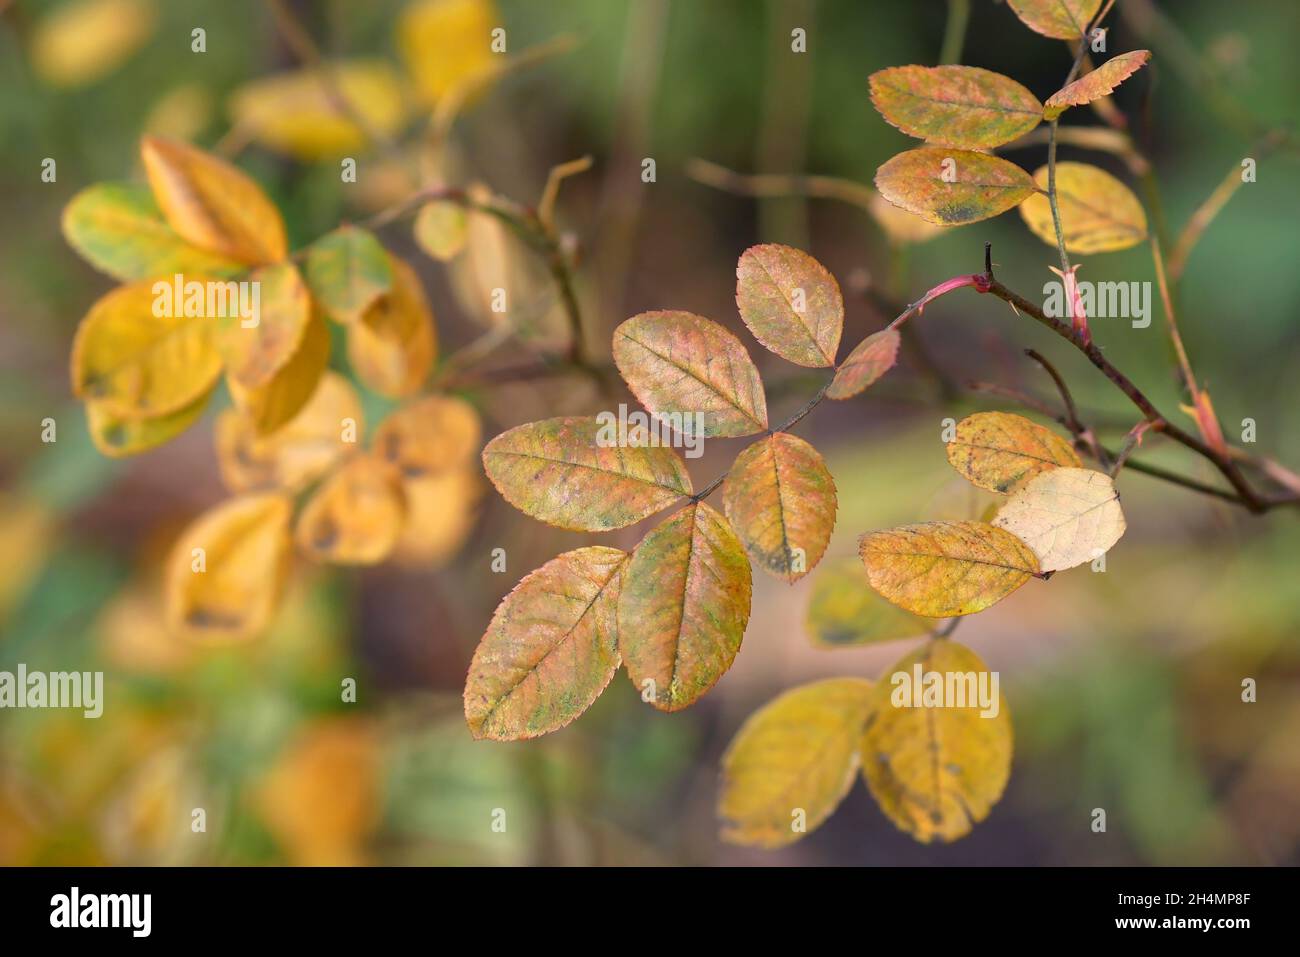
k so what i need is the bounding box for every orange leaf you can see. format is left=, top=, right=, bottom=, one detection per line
left=1044, top=51, right=1151, bottom=120
left=869, top=65, right=1042, bottom=149
left=875, top=148, right=1037, bottom=226
left=827, top=329, right=900, bottom=400
left=736, top=244, right=843, bottom=368
left=1006, top=0, right=1101, bottom=40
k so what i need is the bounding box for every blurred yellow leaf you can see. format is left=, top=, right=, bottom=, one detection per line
left=228, top=60, right=407, bottom=160
left=413, top=200, right=468, bottom=261
left=85, top=389, right=212, bottom=458
left=71, top=280, right=222, bottom=419
left=723, top=433, right=835, bottom=583
left=100, top=582, right=195, bottom=675
left=861, top=639, right=1012, bottom=843
left=346, top=257, right=437, bottom=398
left=228, top=308, right=331, bottom=436
left=251, top=719, right=380, bottom=866
left=141, top=136, right=287, bottom=265
left=217, top=262, right=311, bottom=390
left=397, top=0, right=498, bottom=106
left=391, top=465, right=483, bottom=567
left=806, top=558, right=928, bottom=648
left=216, top=371, right=364, bottom=493
left=31, top=0, right=157, bottom=88
left=868, top=192, right=948, bottom=245
left=0, top=495, right=56, bottom=623
left=295, top=456, right=406, bottom=565
left=143, top=84, right=215, bottom=144
left=1019, top=162, right=1148, bottom=254
left=992, top=467, right=1126, bottom=572
left=719, top=677, right=874, bottom=847
left=465, top=546, right=627, bottom=740
left=374, top=394, right=481, bottom=478
left=164, top=493, right=293, bottom=642
left=859, top=520, right=1039, bottom=617
left=946, top=411, right=1082, bottom=493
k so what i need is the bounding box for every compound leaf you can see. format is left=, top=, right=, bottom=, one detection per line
left=859, top=520, right=1039, bottom=617
left=465, top=546, right=627, bottom=740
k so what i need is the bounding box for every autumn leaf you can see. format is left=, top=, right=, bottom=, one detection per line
left=141, top=136, right=288, bottom=265
left=397, top=0, right=498, bottom=106
left=1019, top=162, right=1148, bottom=253
left=619, top=502, right=752, bottom=712
left=875, top=148, right=1038, bottom=226
left=62, top=182, right=244, bottom=282
left=613, top=311, right=769, bottom=438
left=31, top=0, right=157, bottom=89
left=735, top=244, right=843, bottom=368
left=859, top=520, right=1039, bottom=617
left=465, top=546, right=627, bottom=740
left=869, top=65, right=1042, bottom=149
left=215, top=371, right=363, bottom=493
left=228, top=308, right=331, bottom=436
left=1006, top=0, right=1101, bottom=40
left=164, top=493, right=293, bottom=642
left=992, top=467, right=1126, bottom=572
left=413, top=200, right=469, bottom=261
left=482, top=416, right=693, bottom=531
left=305, top=225, right=394, bottom=324
left=228, top=60, right=407, bottom=160
left=374, top=394, right=481, bottom=478
left=868, top=192, right=949, bottom=245
left=861, top=640, right=1012, bottom=843
left=295, top=455, right=407, bottom=565
left=827, top=329, right=901, bottom=400
left=1044, top=51, right=1152, bottom=120
left=723, top=433, right=836, bottom=583
left=806, top=558, right=928, bottom=648
left=217, top=261, right=311, bottom=390
left=390, top=466, right=483, bottom=568
left=346, top=257, right=438, bottom=397
left=718, top=678, right=875, bottom=848
left=71, top=280, right=222, bottom=419
left=946, top=411, right=1082, bottom=493
left=86, top=391, right=212, bottom=459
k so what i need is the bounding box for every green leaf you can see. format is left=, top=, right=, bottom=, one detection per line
left=305, top=225, right=394, bottom=324
left=869, top=65, right=1042, bottom=149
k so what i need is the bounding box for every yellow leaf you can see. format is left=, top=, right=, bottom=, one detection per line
left=217, top=262, right=311, bottom=390
left=946, top=411, right=1082, bottom=493
left=1019, top=162, right=1148, bottom=254
left=71, top=280, right=222, bottom=419
left=827, top=328, right=900, bottom=400
left=619, top=502, right=752, bottom=711
left=252, top=718, right=380, bottom=866
left=413, top=200, right=468, bottom=261
left=215, top=371, right=363, bottom=493
left=482, top=416, right=693, bottom=531
left=164, top=493, right=293, bottom=642
left=806, top=558, right=928, bottom=648
left=346, top=257, right=438, bottom=397
left=1006, top=0, right=1101, bottom=40
left=465, top=546, right=627, bottom=740
left=227, top=60, right=407, bottom=160
left=31, top=0, right=157, bottom=89
left=86, top=389, right=212, bottom=458
left=723, top=433, right=836, bottom=583
left=373, top=394, right=481, bottom=478
left=862, top=639, right=1012, bottom=843
left=390, top=466, right=483, bottom=567
left=859, top=520, right=1039, bottom=617
left=0, top=495, right=56, bottom=623
left=397, top=0, right=498, bottom=106
left=735, top=244, right=843, bottom=368
left=612, top=311, right=769, bottom=438
left=868, top=192, right=948, bottom=245
left=295, top=456, right=406, bottom=565
left=141, top=135, right=288, bottom=265
left=719, top=677, right=875, bottom=848
left=228, top=308, right=331, bottom=436
left=143, top=84, right=214, bottom=144
left=992, top=467, right=1126, bottom=572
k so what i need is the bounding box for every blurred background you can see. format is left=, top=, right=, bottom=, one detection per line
left=1, top=0, right=1298, bottom=865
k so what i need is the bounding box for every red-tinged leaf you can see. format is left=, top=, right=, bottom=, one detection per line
left=875, top=148, right=1037, bottom=226
left=465, top=546, right=628, bottom=740
left=481, top=416, right=693, bottom=531
left=869, top=65, right=1042, bottom=149
left=613, top=311, right=768, bottom=438
left=735, top=244, right=843, bottom=367
left=827, top=329, right=901, bottom=400
left=723, top=433, right=836, bottom=583
left=1006, top=0, right=1101, bottom=40
left=1044, top=51, right=1151, bottom=120
left=619, top=502, right=752, bottom=712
